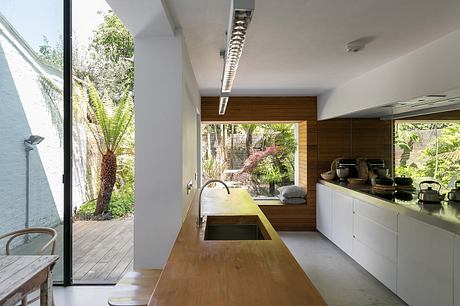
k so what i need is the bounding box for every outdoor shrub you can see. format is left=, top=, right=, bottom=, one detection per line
left=108, top=188, right=134, bottom=218
left=76, top=186, right=134, bottom=220
left=75, top=200, right=97, bottom=220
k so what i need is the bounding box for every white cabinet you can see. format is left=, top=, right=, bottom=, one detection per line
left=331, top=191, right=353, bottom=256
left=352, top=199, right=398, bottom=293
left=316, top=183, right=332, bottom=239
left=397, top=214, right=454, bottom=306
left=454, top=235, right=460, bottom=306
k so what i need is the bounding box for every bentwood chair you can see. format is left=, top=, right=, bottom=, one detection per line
left=0, top=227, right=58, bottom=305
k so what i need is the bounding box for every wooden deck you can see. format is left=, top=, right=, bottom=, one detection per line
left=10, top=217, right=133, bottom=284
left=73, top=217, right=133, bottom=283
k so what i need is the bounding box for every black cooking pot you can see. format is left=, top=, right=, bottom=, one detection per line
left=394, top=176, right=413, bottom=186
left=375, top=177, right=394, bottom=186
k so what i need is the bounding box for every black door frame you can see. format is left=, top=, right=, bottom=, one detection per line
left=63, top=0, right=73, bottom=286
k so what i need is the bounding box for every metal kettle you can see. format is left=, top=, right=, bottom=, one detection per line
left=448, top=181, right=460, bottom=202
left=418, top=181, right=445, bottom=202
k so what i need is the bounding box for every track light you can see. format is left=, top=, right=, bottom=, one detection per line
left=219, top=0, right=254, bottom=115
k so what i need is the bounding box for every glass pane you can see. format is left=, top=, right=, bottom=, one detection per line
left=72, top=0, right=134, bottom=284
left=394, top=122, right=460, bottom=189
left=201, top=123, right=298, bottom=199
left=0, top=0, right=64, bottom=282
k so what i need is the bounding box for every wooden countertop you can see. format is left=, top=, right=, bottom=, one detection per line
left=149, top=188, right=326, bottom=306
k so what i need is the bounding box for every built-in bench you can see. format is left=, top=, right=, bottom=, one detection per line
left=108, top=269, right=162, bottom=306
left=256, top=200, right=309, bottom=231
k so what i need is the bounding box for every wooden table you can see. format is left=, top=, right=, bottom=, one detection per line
left=0, top=255, right=59, bottom=306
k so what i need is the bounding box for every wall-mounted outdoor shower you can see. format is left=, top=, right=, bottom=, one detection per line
left=24, top=135, right=44, bottom=230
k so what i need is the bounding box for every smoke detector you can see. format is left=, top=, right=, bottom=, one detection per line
left=346, top=40, right=366, bottom=53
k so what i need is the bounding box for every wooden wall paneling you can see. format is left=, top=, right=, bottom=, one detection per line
left=258, top=204, right=311, bottom=231
left=298, top=121, right=308, bottom=189
left=317, top=119, right=352, bottom=175
left=201, top=96, right=317, bottom=122
left=384, top=120, right=394, bottom=170
left=351, top=119, right=387, bottom=159
left=305, top=119, right=318, bottom=231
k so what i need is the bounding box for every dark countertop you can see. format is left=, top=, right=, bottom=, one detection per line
left=319, top=180, right=460, bottom=235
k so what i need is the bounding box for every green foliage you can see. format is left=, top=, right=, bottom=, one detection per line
left=108, top=186, right=134, bottom=218
left=395, top=123, right=460, bottom=187
left=88, top=12, right=134, bottom=100
left=76, top=185, right=134, bottom=219
left=87, top=81, right=134, bottom=154
left=257, top=156, right=283, bottom=184
left=202, top=156, right=226, bottom=181
left=38, top=35, right=63, bottom=69
left=76, top=200, right=96, bottom=219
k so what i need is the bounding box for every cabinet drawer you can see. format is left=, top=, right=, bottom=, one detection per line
left=316, top=183, right=332, bottom=239
left=354, top=199, right=397, bottom=232
left=331, top=191, right=353, bottom=256
left=353, top=213, right=397, bottom=262
left=398, top=215, right=454, bottom=306
left=353, top=238, right=397, bottom=293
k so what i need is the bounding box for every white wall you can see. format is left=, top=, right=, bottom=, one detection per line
left=318, top=29, right=460, bottom=120
left=134, top=32, right=200, bottom=269
left=0, top=29, right=62, bottom=237
left=181, top=37, right=200, bottom=217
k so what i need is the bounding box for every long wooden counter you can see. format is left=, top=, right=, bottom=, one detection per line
left=149, top=188, right=326, bottom=305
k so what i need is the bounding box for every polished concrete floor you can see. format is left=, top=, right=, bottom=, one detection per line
left=32, top=231, right=406, bottom=306
left=279, top=231, right=406, bottom=306
left=30, top=286, right=113, bottom=306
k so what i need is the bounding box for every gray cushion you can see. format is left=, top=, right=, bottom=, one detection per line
left=277, top=185, right=307, bottom=199
left=278, top=194, right=307, bottom=204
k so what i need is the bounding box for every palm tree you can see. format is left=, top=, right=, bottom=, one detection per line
left=87, top=81, right=134, bottom=215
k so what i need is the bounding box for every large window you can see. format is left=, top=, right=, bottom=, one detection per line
left=201, top=123, right=298, bottom=199
left=0, top=0, right=65, bottom=282
left=394, top=121, right=460, bottom=188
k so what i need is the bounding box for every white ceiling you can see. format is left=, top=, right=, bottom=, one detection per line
left=166, top=0, right=460, bottom=96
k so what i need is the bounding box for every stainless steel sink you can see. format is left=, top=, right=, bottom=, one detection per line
left=204, top=215, right=271, bottom=240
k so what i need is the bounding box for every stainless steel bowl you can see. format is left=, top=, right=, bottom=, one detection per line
left=336, top=167, right=349, bottom=181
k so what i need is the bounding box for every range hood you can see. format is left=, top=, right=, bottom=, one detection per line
left=345, top=88, right=460, bottom=119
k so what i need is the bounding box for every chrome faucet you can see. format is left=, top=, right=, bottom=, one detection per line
left=198, top=180, right=230, bottom=225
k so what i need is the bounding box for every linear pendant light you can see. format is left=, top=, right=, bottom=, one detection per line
left=219, top=0, right=255, bottom=115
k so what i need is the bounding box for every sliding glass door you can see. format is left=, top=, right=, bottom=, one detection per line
left=0, top=0, right=68, bottom=282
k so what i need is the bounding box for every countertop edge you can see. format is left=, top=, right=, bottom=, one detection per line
left=318, top=180, right=460, bottom=236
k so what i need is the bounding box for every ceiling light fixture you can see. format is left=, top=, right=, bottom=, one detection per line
left=219, top=94, right=229, bottom=115
left=218, top=0, right=255, bottom=115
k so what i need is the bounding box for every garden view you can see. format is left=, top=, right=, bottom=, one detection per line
left=201, top=123, right=297, bottom=198
left=38, top=12, right=135, bottom=220
left=395, top=122, right=460, bottom=188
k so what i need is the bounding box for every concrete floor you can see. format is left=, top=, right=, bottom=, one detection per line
left=32, top=231, right=406, bottom=306
left=279, top=231, right=406, bottom=306
left=30, top=286, right=113, bottom=306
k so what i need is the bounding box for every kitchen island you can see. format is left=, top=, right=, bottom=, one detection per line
left=149, top=188, right=326, bottom=306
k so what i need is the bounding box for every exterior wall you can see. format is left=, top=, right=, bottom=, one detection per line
left=0, top=32, right=62, bottom=235
left=0, top=20, right=87, bottom=245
